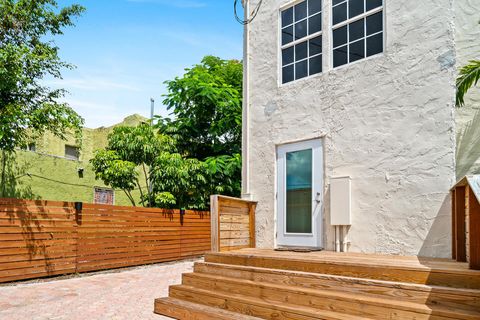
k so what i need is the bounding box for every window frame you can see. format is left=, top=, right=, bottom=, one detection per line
left=65, top=145, right=80, bottom=161
left=330, top=0, right=385, bottom=69
left=279, top=0, right=324, bottom=85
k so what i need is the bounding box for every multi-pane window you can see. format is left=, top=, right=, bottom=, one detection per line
left=65, top=145, right=80, bottom=161
left=332, top=0, right=383, bottom=68
left=281, top=0, right=323, bottom=84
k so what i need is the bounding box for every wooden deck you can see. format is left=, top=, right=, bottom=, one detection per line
left=154, top=248, right=480, bottom=319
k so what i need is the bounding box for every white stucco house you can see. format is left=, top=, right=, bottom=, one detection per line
left=241, top=0, right=480, bottom=258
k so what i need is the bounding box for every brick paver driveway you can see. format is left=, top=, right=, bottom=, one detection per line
left=0, top=259, right=199, bottom=320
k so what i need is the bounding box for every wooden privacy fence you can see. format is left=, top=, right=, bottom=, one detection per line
left=210, top=195, right=257, bottom=252
left=451, top=176, right=480, bottom=270
left=0, top=198, right=210, bottom=283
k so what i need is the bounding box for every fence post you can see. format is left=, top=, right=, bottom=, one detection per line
left=210, top=195, right=219, bottom=252
left=468, top=186, right=480, bottom=270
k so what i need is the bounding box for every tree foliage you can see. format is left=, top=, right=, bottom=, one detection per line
left=159, top=55, right=242, bottom=159
left=92, top=56, right=243, bottom=209
left=91, top=123, right=208, bottom=209
left=157, top=56, right=243, bottom=201
left=0, top=0, right=85, bottom=151
left=456, top=60, right=480, bottom=107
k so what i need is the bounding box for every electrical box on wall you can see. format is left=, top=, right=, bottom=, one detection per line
left=330, top=176, right=352, bottom=225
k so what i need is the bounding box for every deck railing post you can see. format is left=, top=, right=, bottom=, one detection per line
left=210, top=195, right=220, bottom=252
left=248, top=202, right=256, bottom=248
left=468, top=186, right=480, bottom=270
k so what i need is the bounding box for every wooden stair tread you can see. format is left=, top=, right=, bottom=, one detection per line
left=170, top=284, right=373, bottom=320
left=206, top=249, right=475, bottom=273
left=182, top=272, right=480, bottom=319
left=195, top=262, right=480, bottom=298
left=230, top=248, right=468, bottom=267
left=204, top=250, right=480, bottom=289
left=154, top=297, right=262, bottom=320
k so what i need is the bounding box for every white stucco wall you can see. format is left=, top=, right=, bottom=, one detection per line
left=244, top=0, right=458, bottom=257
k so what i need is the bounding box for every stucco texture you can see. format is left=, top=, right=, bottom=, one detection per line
left=244, top=0, right=458, bottom=257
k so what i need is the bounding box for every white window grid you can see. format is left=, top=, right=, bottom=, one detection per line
left=331, top=0, right=383, bottom=66
left=281, top=1, right=323, bottom=81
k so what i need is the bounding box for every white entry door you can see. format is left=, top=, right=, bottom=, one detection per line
left=276, top=139, right=323, bottom=248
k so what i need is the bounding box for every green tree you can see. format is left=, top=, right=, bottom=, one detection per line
left=159, top=55, right=242, bottom=159
left=0, top=0, right=85, bottom=152
left=91, top=123, right=207, bottom=208
left=158, top=56, right=243, bottom=199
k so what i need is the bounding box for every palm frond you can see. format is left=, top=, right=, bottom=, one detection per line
left=456, top=60, right=480, bottom=107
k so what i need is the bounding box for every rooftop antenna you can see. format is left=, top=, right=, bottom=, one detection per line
left=150, top=98, right=155, bottom=124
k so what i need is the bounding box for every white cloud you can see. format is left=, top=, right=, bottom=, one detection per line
left=126, top=0, right=207, bottom=8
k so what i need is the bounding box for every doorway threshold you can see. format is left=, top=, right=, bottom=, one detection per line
left=274, top=246, right=323, bottom=253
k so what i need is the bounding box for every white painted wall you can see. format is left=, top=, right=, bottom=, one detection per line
left=244, top=0, right=459, bottom=257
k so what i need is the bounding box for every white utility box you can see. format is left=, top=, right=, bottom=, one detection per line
left=330, top=176, right=352, bottom=225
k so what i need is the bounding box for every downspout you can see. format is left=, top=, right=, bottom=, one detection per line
left=241, top=0, right=251, bottom=199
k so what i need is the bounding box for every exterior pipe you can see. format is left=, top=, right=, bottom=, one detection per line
left=241, top=0, right=251, bottom=199
left=335, top=226, right=340, bottom=252
left=343, top=225, right=348, bottom=252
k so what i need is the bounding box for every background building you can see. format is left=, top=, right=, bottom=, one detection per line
left=1, top=114, right=147, bottom=205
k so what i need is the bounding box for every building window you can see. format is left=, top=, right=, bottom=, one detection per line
left=94, top=187, right=114, bottom=205
left=65, top=145, right=80, bottom=160
left=281, top=0, right=323, bottom=84
left=26, top=143, right=36, bottom=152
left=332, top=0, right=383, bottom=68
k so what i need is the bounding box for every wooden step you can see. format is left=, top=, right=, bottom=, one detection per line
left=169, top=284, right=373, bottom=320
left=181, top=272, right=480, bottom=320
left=154, top=297, right=262, bottom=320
left=204, top=250, right=480, bottom=289
left=194, top=262, right=480, bottom=313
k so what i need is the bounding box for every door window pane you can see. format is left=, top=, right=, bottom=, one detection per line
left=286, top=149, right=312, bottom=233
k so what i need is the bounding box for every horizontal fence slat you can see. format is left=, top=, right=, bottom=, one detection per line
left=0, top=198, right=211, bottom=283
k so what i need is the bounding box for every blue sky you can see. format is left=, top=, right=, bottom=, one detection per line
left=52, top=0, right=243, bottom=128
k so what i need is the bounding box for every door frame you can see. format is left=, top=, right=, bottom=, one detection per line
left=276, top=138, right=324, bottom=248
